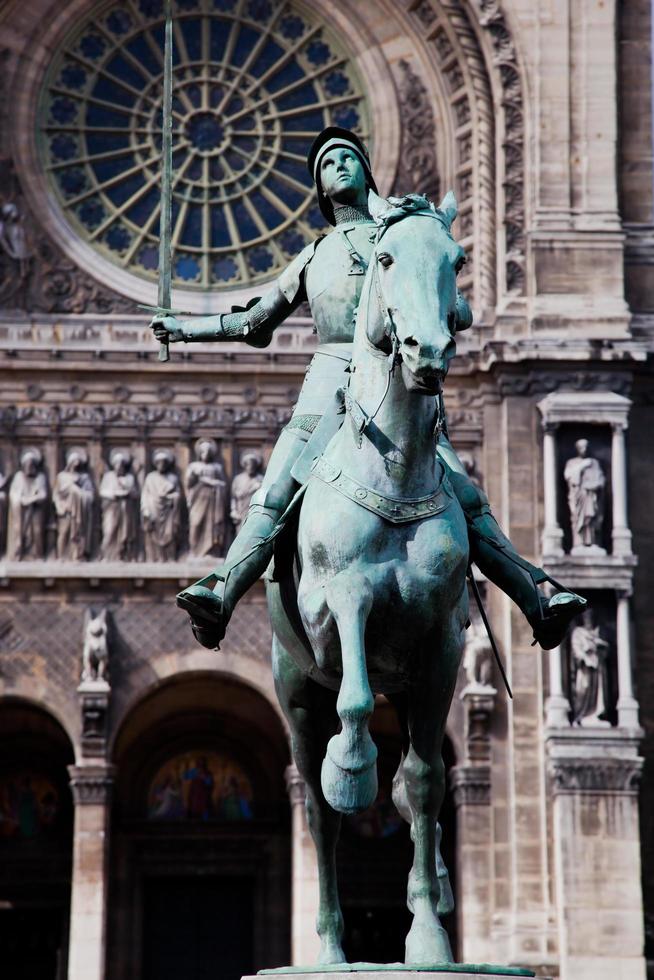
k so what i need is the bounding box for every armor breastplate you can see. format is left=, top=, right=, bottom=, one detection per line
left=304, top=222, right=376, bottom=343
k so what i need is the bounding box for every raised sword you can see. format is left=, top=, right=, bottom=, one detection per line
left=140, top=0, right=174, bottom=361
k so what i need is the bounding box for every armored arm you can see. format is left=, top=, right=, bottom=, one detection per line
left=150, top=240, right=320, bottom=349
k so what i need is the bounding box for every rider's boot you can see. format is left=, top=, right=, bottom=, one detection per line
left=447, top=471, right=586, bottom=649
left=176, top=499, right=283, bottom=650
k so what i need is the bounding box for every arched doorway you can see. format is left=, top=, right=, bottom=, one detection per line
left=0, top=699, right=75, bottom=980
left=336, top=697, right=458, bottom=963
left=108, top=673, right=291, bottom=980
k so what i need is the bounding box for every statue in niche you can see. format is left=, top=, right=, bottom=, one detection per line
left=185, top=439, right=228, bottom=558
left=81, top=607, right=109, bottom=686
left=0, top=461, right=8, bottom=555
left=6, top=447, right=48, bottom=560
left=570, top=610, right=611, bottom=727
left=100, top=449, right=139, bottom=561
left=230, top=451, right=264, bottom=533
left=461, top=612, right=495, bottom=695
left=141, top=449, right=182, bottom=562
left=563, top=438, right=606, bottom=554
left=53, top=447, right=95, bottom=560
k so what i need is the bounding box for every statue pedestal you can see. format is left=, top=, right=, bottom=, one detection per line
left=250, top=966, right=549, bottom=979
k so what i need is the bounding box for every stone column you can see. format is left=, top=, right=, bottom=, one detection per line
left=616, top=591, right=640, bottom=730
left=546, top=732, right=646, bottom=980
left=545, top=645, right=571, bottom=728
left=541, top=423, right=564, bottom=556
left=611, top=422, right=633, bottom=556
left=450, top=688, right=495, bottom=963
left=284, top=764, right=320, bottom=966
left=67, top=764, right=115, bottom=980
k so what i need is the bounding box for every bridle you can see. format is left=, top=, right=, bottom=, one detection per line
left=345, top=211, right=450, bottom=447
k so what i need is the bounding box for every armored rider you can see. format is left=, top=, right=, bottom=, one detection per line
left=151, top=126, right=585, bottom=651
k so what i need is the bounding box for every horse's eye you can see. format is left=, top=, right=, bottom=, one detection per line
left=378, top=252, right=393, bottom=268
left=455, top=255, right=466, bottom=274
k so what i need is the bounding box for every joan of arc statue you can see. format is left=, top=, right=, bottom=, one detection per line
left=152, top=126, right=584, bottom=651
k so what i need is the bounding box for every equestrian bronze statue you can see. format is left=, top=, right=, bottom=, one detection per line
left=151, top=127, right=585, bottom=966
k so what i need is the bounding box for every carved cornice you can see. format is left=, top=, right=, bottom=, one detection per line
left=0, top=403, right=292, bottom=437
left=67, top=764, right=115, bottom=805
left=548, top=756, right=643, bottom=796
left=496, top=370, right=633, bottom=399
left=450, top=764, right=491, bottom=807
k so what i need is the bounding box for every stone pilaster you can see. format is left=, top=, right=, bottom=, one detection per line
left=284, top=764, right=320, bottom=966
left=546, top=731, right=646, bottom=980
left=67, top=764, right=115, bottom=980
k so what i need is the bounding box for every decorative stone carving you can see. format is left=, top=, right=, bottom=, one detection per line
left=140, top=449, right=182, bottom=562
left=564, top=439, right=606, bottom=554
left=53, top=447, right=95, bottom=560
left=395, top=60, right=439, bottom=201
left=81, top=607, right=110, bottom=686
left=450, top=765, right=491, bottom=807
left=569, top=612, right=611, bottom=728
left=230, top=451, right=264, bottom=532
left=0, top=461, right=8, bottom=555
left=458, top=451, right=483, bottom=489
left=67, top=764, right=115, bottom=805
left=100, top=450, right=139, bottom=561
left=461, top=616, right=495, bottom=694
left=185, top=438, right=228, bottom=558
left=6, top=447, right=48, bottom=560
left=548, top=755, right=643, bottom=796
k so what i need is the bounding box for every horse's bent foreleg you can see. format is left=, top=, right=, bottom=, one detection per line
left=272, top=636, right=346, bottom=964
left=321, top=573, right=377, bottom=815
left=403, top=625, right=464, bottom=965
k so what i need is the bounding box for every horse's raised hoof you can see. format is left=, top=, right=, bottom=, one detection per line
left=530, top=591, right=587, bottom=650
left=177, top=584, right=229, bottom=650
left=405, top=916, right=453, bottom=966
left=321, top=747, right=378, bottom=815
left=437, top=870, right=454, bottom=916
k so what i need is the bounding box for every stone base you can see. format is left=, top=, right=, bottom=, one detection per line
left=253, top=965, right=544, bottom=978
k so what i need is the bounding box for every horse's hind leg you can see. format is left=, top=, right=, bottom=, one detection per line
left=272, top=635, right=346, bottom=965
left=390, top=693, right=454, bottom=917
left=402, top=626, right=463, bottom=965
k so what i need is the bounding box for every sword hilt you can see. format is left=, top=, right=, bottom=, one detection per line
left=139, top=303, right=190, bottom=363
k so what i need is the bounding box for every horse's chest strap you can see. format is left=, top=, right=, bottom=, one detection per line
left=311, top=456, right=453, bottom=524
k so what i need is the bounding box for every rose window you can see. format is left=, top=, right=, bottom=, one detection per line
left=37, top=0, right=371, bottom=291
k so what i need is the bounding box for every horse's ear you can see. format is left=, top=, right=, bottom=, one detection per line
left=368, top=188, right=391, bottom=222
left=438, top=190, right=458, bottom=230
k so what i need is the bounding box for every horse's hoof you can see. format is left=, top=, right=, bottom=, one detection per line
left=437, top=872, right=455, bottom=916
left=321, top=752, right=377, bottom=815
left=317, top=942, right=346, bottom=966
left=405, top=918, right=453, bottom=966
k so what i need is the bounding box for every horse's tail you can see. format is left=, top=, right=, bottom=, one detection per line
left=320, top=573, right=378, bottom=815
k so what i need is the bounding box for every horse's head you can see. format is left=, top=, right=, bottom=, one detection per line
left=365, top=190, right=470, bottom=394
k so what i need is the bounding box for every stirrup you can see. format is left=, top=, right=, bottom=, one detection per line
left=176, top=572, right=229, bottom=650
left=530, top=591, right=587, bottom=650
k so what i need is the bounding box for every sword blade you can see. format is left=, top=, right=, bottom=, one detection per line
left=157, top=0, right=174, bottom=362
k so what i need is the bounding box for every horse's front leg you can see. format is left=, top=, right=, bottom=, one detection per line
left=272, top=636, right=346, bottom=964
left=403, top=624, right=463, bottom=965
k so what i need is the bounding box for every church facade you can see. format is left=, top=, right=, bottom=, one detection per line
left=0, top=1, right=652, bottom=978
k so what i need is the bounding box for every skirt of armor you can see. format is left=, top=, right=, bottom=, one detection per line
left=285, top=342, right=352, bottom=436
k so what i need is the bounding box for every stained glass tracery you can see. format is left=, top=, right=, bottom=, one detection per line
left=38, top=0, right=370, bottom=291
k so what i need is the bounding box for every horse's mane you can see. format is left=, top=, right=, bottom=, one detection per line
left=372, top=193, right=452, bottom=240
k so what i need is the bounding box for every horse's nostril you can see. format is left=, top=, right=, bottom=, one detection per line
left=404, top=337, right=419, bottom=348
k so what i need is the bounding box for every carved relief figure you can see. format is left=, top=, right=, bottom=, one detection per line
left=141, top=449, right=182, bottom=562
left=570, top=611, right=611, bottom=727
left=563, top=438, right=606, bottom=553
left=461, top=614, right=495, bottom=693
left=0, top=461, right=8, bottom=556
left=230, top=451, right=264, bottom=532
left=185, top=439, right=227, bottom=558
left=53, top=448, right=95, bottom=560
left=6, top=448, right=48, bottom=560
left=100, top=450, right=139, bottom=561
left=81, top=607, right=109, bottom=685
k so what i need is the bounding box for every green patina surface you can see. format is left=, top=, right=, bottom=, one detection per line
left=259, top=964, right=535, bottom=976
